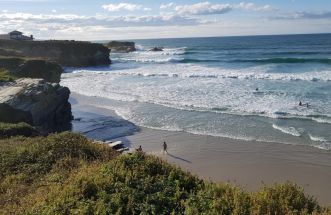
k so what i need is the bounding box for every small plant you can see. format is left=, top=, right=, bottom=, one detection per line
left=0, top=68, right=15, bottom=81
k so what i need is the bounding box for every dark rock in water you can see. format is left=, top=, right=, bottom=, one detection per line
left=0, top=40, right=110, bottom=67
left=0, top=57, right=63, bottom=83
left=149, top=47, right=164, bottom=52
left=0, top=78, right=72, bottom=134
left=106, top=41, right=136, bottom=53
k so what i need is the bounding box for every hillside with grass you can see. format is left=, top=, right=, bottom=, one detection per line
left=0, top=131, right=330, bottom=215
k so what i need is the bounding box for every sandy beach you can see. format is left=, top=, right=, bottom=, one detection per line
left=70, top=92, right=331, bottom=205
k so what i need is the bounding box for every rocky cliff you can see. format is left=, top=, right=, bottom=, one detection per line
left=0, top=57, right=63, bottom=83
left=106, top=41, right=136, bottom=53
left=0, top=78, right=72, bottom=134
left=0, top=40, right=110, bottom=67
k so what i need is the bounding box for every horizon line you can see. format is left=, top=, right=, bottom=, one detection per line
left=89, top=32, right=331, bottom=42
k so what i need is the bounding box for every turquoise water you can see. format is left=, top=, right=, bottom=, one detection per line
left=62, top=34, right=331, bottom=149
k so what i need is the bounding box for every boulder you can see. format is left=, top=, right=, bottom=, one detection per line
left=106, top=41, right=136, bottom=53
left=0, top=78, right=72, bottom=134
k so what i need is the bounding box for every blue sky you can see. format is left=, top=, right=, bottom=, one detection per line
left=0, top=0, right=330, bottom=40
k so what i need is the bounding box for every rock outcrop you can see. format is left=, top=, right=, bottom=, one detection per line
left=0, top=57, right=63, bottom=83
left=149, top=47, right=164, bottom=52
left=0, top=78, right=72, bottom=134
left=0, top=40, right=110, bottom=67
left=106, top=41, right=136, bottom=53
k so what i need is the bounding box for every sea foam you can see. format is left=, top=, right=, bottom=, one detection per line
left=62, top=62, right=331, bottom=125
left=272, top=124, right=302, bottom=137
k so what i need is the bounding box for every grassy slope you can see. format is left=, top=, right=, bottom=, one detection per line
left=0, top=132, right=330, bottom=215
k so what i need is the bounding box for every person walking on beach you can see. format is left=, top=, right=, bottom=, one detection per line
left=163, top=141, right=168, bottom=154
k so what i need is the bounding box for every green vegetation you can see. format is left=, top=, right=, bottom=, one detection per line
left=0, top=68, right=15, bottom=81
left=0, top=132, right=118, bottom=215
left=0, top=132, right=330, bottom=214
left=0, top=122, right=37, bottom=138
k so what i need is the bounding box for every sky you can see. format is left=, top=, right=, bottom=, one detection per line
left=0, top=0, right=331, bottom=40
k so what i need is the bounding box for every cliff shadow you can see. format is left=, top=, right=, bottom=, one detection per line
left=70, top=108, right=138, bottom=148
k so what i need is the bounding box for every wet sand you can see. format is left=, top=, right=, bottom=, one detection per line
left=70, top=92, right=331, bottom=205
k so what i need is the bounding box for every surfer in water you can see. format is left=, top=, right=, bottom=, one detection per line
left=299, top=101, right=310, bottom=108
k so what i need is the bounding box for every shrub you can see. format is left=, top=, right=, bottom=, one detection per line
left=0, top=132, right=118, bottom=214
left=184, top=183, right=251, bottom=215
left=0, top=132, right=117, bottom=178
left=0, top=122, right=36, bottom=138
left=27, top=153, right=203, bottom=215
left=251, top=183, right=321, bottom=214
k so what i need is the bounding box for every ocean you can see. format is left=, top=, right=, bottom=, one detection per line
left=61, top=34, right=331, bottom=150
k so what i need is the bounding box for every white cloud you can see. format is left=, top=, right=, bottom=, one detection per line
left=102, top=3, right=142, bottom=12
left=175, top=2, right=232, bottom=15
left=0, top=10, right=329, bottom=40
left=272, top=11, right=331, bottom=20
left=160, top=2, right=175, bottom=10
left=236, top=2, right=275, bottom=12
left=0, top=12, right=203, bottom=33
left=173, top=2, right=275, bottom=16
left=0, top=11, right=212, bottom=39
left=143, top=8, right=152, bottom=12
left=51, top=9, right=57, bottom=13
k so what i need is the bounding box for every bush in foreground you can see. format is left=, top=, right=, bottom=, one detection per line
left=0, top=132, right=329, bottom=214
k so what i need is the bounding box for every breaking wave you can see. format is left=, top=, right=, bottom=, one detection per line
left=272, top=124, right=302, bottom=137
left=113, top=64, right=331, bottom=82
left=234, top=57, right=331, bottom=65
